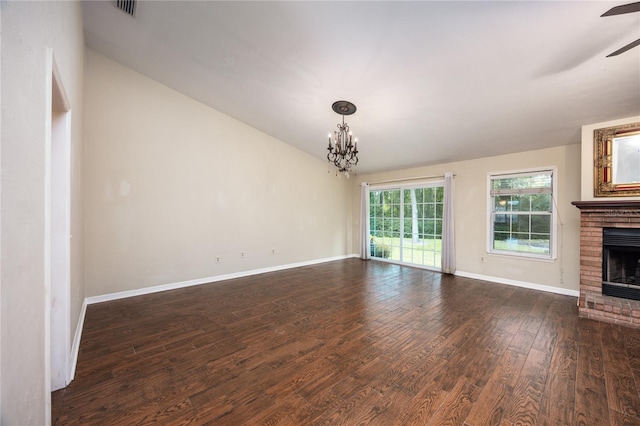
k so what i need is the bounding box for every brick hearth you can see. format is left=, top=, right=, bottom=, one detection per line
left=572, top=200, right=640, bottom=328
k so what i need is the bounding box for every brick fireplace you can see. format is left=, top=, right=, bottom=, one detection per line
left=572, top=200, right=640, bottom=328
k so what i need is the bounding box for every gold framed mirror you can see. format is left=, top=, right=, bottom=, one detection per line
left=594, top=122, right=640, bottom=197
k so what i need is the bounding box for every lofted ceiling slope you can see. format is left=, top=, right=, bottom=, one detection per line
left=82, top=1, right=640, bottom=174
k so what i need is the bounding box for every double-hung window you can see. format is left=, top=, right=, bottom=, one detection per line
left=488, top=168, right=556, bottom=259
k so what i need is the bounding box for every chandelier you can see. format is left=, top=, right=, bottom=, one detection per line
left=327, top=100, right=358, bottom=177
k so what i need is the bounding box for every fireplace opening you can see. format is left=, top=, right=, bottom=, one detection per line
left=603, top=228, right=640, bottom=301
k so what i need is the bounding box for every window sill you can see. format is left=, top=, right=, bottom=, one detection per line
left=486, top=250, right=556, bottom=263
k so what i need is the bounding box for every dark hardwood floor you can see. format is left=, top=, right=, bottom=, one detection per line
left=52, top=259, right=640, bottom=425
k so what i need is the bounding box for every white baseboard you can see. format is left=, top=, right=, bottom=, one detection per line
left=68, top=299, right=87, bottom=382
left=85, top=254, right=360, bottom=305
left=455, top=270, right=579, bottom=297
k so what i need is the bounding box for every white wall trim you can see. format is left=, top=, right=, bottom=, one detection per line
left=0, top=4, right=3, bottom=415
left=68, top=300, right=87, bottom=382
left=43, top=50, right=53, bottom=416
left=48, top=50, right=73, bottom=394
left=455, top=270, right=579, bottom=297
left=85, top=254, right=359, bottom=305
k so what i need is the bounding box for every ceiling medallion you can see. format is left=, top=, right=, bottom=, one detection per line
left=327, top=101, right=358, bottom=178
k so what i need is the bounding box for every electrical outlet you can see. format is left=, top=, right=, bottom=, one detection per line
left=271, top=248, right=275, bottom=255
left=481, top=256, right=485, bottom=262
left=241, top=251, right=245, bottom=258
left=216, top=256, right=221, bottom=263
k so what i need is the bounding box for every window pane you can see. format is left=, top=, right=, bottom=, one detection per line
left=516, top=215, right=530, bottom=233
left=514, top=195, right=531, bottom=211
left=403, top=217, right=412, bottom=236
left=494, top=196, right=511, bottom=212
left=424, top=219, right=436, bottom=235
left=530, top=194, right=551, bottom=212
left=531, top=215, right=551, bottom=234
left=493, top=214, right=510, bottom=233
left=369, top=192, right=377, bottom=205
left=424, top=204, right=435, bottom=218
left=403, top=189, right=411, bottom=203
left=493, top=232, right=510, bottom=249
left=493, top=213, right=508, bottom=223
left=404, top=204, right=411, bottom=219
left=424, top=188, right=435, bottom=202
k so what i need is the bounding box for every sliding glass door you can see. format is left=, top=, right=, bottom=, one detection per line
left=369, top=184, right=444, bottom=270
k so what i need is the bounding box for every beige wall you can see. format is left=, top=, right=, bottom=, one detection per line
left=1, top=1, right=84, bottom=423
left=580, top=115, right=640, bottom=202
left=354, top=144, right=582, bottom=293
left=84, top=50, right=352, bottom=297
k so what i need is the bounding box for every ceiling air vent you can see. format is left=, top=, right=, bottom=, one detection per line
left=114, top=0, right=136, bottom=17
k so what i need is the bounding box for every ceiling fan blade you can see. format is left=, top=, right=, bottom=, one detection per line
left=602, top=2, right=640, bottom=16
left=607, top=38, right=640, bottom=56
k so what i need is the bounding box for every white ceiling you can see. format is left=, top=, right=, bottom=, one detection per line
left=82, top=1, right=640, bottom=174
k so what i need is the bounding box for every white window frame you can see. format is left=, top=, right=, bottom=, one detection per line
left=487, top=167, right=557, bottom=260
